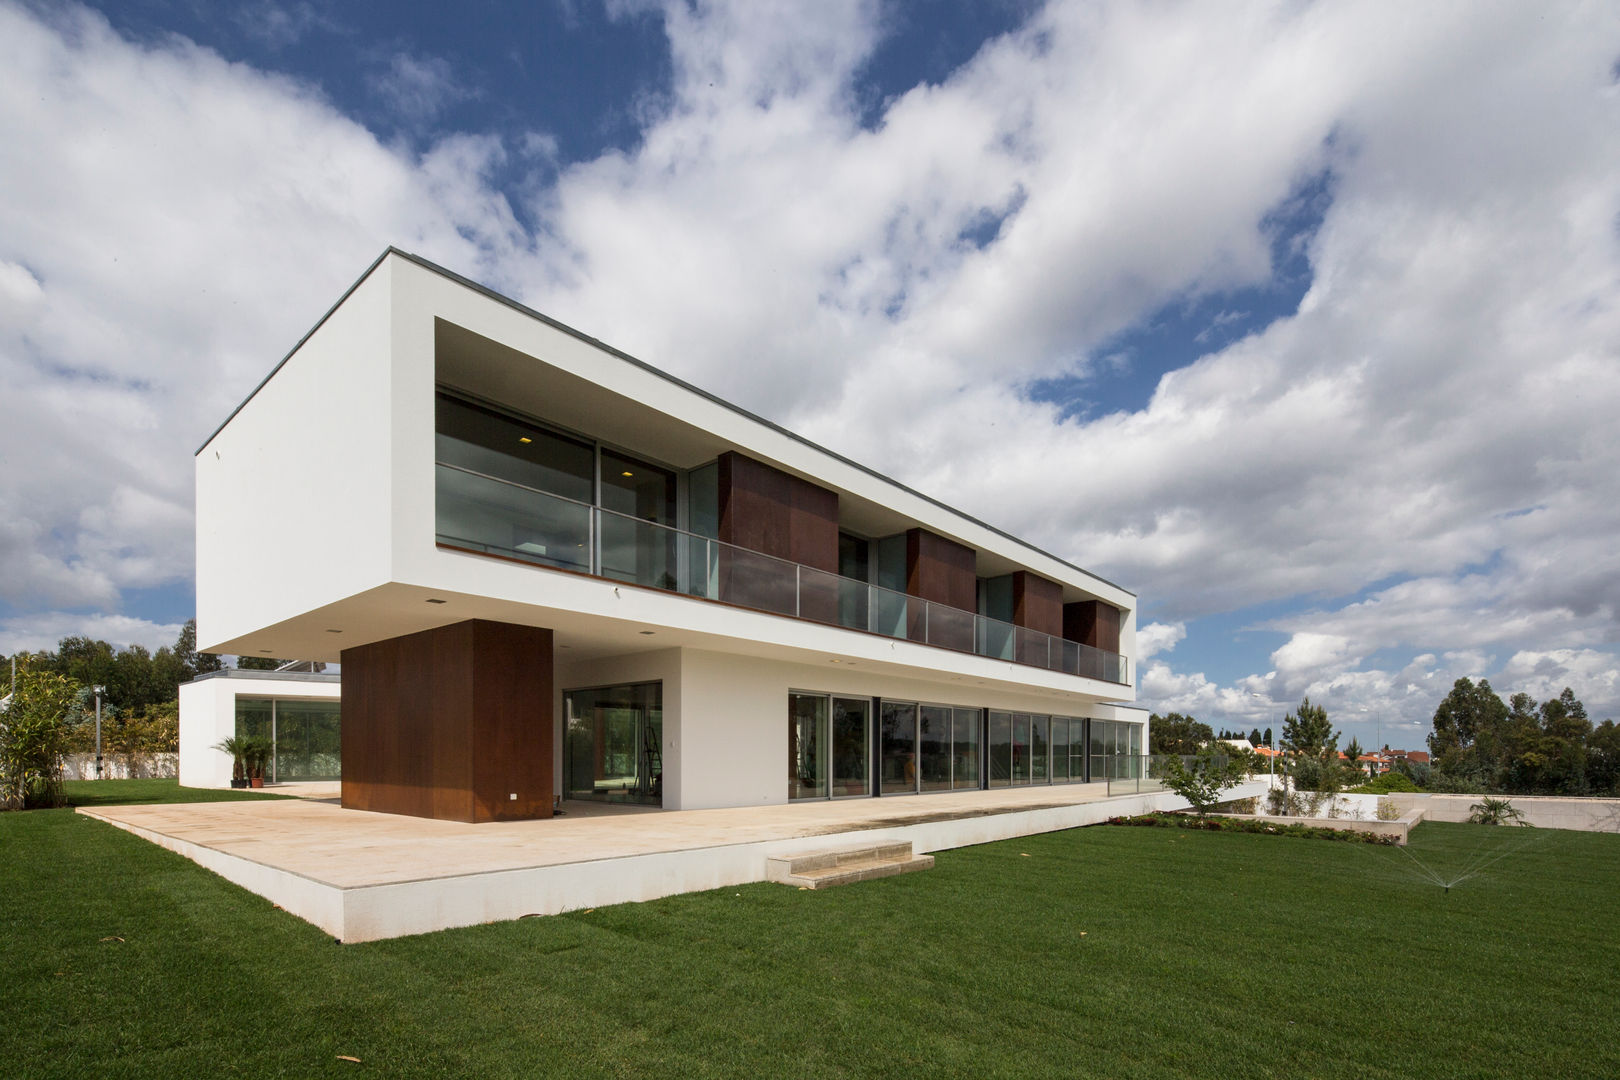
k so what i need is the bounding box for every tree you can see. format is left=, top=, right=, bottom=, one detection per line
left=174, top=619, right=223, bottom=680
left=1587, top=720, right=1620, bottom=795
left=1162, top=748, right=1248, bottom=817
left=1341, top=737, right=1365, bottom=780
left=1248, top=727, right=1263, bottom=747
left=1281, top=697, right=1337, bottom=756
left=235, top=656, right=289, bottom=671
left=1427, top=677, right=1510, bottom=787
left=0, top=660, right=80, bottom=810
left=1149, top=712, right=1214, bottom=755
left=1263, top=726, right=1273, bottom=748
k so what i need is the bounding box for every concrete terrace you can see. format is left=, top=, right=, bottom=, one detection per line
left=79, top=779, right=1263, bottom=943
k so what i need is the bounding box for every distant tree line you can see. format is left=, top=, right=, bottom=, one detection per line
left=1427, top=678, right=1619, bottom=796
left=1148, top=679, right=1618, bottom=798
left=0, top=620, right=226, bottom=760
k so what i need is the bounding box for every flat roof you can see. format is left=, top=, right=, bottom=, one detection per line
left=200, top=247, right=1134, bottom=599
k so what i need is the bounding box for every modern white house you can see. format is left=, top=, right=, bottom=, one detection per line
left=190, top=248, right=1142, bottom=822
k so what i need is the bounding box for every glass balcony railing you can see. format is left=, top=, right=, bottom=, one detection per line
left=435, top=461, right=1130, bottom=685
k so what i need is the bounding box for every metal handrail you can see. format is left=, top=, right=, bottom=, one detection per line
left=435, top=460, right=1129, bottom=684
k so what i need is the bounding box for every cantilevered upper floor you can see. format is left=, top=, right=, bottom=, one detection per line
left=196, top=249, right=1137, bottom=704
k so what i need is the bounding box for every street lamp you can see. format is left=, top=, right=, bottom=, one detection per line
left=93, top=685, right=106, bottom=779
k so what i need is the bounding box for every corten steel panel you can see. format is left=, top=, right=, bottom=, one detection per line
left=1013, top=572, right=1064, bottom=666
left=716, top=451, right=839, bottom=621
left=1063, top=600, right=1121, bottom=653
left=905, top=528, right=977, bottom=650
left=1012, top=572, right=1063, bottom=635
left=469, top=621, right=554, bottom=822
left=341, top=619, right=553, bottom=823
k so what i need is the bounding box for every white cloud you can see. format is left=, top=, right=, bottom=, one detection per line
left=0, top=0, right=1616, bottom=737
left=1137, top=621, right=1186, bottom=661
left=370, top=51, right=476, bottom=123
left=0, top=612, right=182, bottom=657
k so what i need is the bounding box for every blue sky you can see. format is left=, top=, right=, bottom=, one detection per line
left=2, top=0, right=1618, bottom=751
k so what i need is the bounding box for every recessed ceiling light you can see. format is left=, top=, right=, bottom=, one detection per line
left=621, top=470, right=634, bottom=477
left=519, top=436, right=532, bottom=444
left=425, top=598, right=448, bottom=604
left=639, top=630, right=655, bottom=636
left=325, top=629, right=342, bottom=634
left=259, top=650, right=273, bottom=654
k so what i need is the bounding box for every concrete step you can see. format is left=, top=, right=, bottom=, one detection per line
left=766, top=840, right=935, bottom=889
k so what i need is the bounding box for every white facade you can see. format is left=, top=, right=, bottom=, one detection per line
left=178, top=671, right=341, bottom=788
left=195, top=249, right=1142, bottom=813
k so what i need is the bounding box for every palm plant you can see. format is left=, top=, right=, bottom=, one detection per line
left=242, top=736, right=272, bottom=784
left=212, top=735, right=247, bottom=784
left=1468, top=795, right=1530, bottom=826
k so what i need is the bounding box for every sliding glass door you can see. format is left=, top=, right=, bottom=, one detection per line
left=564, top=682, right=663, bottom=806
left=789, top=692, right=871, bottom=800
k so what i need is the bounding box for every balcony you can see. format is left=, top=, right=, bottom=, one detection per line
left=435, top=462, right=1129, bottom=686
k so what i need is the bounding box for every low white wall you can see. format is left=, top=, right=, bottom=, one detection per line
left=61, top=753, right=178, bottom=780
left=1390, top=793, right=1620, bottom=832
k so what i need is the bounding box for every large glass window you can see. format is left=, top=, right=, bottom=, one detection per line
left=1012, top=713, right=1031, bottom=784
left=789, top=693, right=829, bottom=800
left=1090, top=719, right=1110, bottom=783
left=880, top=700, right=918, bottom=795
left=233, top=697, right=340, bottom=783
left=919, top=705, right=953, bottom=792
left=1052, top=715, right=1069, bottom=783
left=952, top=708, right=981, bottom=790
left=1072, top=718, right=1088, bottom=781
left=436, top=394, right=593, bottom=500
left=599, top=450, right=678, bottom=590
left=435, top=394, right=595, bottom=570
left=1031, top=715, right=1049, bottom=783
left=988, top=711, right=1012, bottom=788
left=831, top=698, right=871, bottom=797
left=789, top=692, right=871, bottom=800
left=564, top=682, right=663, bottom=806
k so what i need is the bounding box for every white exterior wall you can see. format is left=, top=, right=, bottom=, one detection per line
left=194, top=260, right=397, bottom=652
left=177, top=675, right=342, bottom=788
left=558, top=646, right=1149, bottom=812
left=178, top=677, right=236, bottom=788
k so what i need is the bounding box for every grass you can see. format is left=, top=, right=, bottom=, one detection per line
left=61, top=778, right=292, bottom=808
left=2, top=797, right=1617, bottom=1079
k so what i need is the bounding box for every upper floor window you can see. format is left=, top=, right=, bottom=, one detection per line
left=435, top=394, right=593, bottom=503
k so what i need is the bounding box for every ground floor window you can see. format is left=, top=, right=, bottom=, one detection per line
left=234, top=697, right=341, bottom=782
left=989, top=713, right=1091, bottom=787
left=789, top=692, right=871, bottom=800
left=879, top=699, right=982, bottom=796
left=1089, top=718, right=1142, bottom=782
left=564, top=682, right=663, bottom=806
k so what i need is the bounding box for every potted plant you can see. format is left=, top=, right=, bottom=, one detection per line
left=214, top=735, right=249, bottom=788
left=244, top=736, right=271, bottom=787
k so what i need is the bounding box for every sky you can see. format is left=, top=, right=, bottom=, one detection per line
left=1, top=0, right=1617, bottom=751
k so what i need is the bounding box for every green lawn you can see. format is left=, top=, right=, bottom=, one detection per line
left=3, top=799, right=1616, bottom=1079
left=62, top=777, right=292, bottom=808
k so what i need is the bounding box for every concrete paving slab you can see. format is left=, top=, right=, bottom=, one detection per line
left=79, top=779, right=1269, bottom=942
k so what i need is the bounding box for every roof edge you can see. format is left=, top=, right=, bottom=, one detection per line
left=201, top=246, right=1137, bottom=601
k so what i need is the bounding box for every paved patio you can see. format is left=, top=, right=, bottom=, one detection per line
left=80, top=779, right=1264, bottom=942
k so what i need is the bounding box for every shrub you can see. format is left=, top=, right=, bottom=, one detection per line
left=1104, top=813, right=1397, bottom=845
left=1, top=662, right=79, bottom=810
left=1468, top=796, right=1531, bottom=826
left=1376, top=797, right=1401, bottom=821
left=1351, top=772, right=1423, bottom=795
